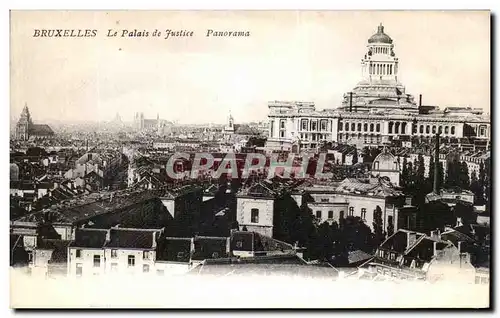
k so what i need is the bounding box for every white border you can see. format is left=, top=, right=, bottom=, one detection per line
left=2, top=0, right=498, bottom=317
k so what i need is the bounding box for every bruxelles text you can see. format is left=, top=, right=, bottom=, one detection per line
left=165, top=152, right=333, bottom=180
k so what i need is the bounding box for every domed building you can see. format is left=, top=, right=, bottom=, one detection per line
left=266, top=23, right=490, bottom=152
left=371, top=149, right=400, bottom=186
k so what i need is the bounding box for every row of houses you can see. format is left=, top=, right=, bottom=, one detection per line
left=11, top=226, right=302, bottom=278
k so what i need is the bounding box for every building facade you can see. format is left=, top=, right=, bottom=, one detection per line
left=15, top=104, right=55, bottom=141
left=266, top=24, right=490, bottom=152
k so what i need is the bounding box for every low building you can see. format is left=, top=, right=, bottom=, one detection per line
left=360, top=229, right=477, bottom=283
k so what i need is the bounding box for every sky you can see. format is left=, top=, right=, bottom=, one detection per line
left=10, top=11, right=490, bottom=125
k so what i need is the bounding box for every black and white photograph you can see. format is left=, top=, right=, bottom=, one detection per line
left=8, top=10, right=491, bottom=309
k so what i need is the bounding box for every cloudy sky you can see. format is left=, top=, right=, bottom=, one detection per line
left=10, top=11, right=490, bottom=124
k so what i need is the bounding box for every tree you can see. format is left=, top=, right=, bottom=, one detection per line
left=352, top=148, right=358, bottom=165
left=400, top=157, right=409, bottom=187
left=416, top=155, right=426, bottom=186
left=372, top=205, right=385, bottom=245
left=387, top=216, right=394, bottom=237
left=458, top=162, right=470, bottom=189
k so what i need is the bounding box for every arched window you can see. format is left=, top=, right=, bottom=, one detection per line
left=445, top=126, right=449, bottom=134
left=351, top=123, right=355, bottom=131
left=280, top=120, right=285, bottom=129
left=376, top=123, right=381, bottom=132
left=349, top=207, right=354, bottom=216
left=388, top=122, right=393, bottom=134
left=420, top=125, right=424, bottom=134
left=426, top=125, right=430, bottom=134
left=345, top=122, right=349, bottom=131
left=357, top=123, right=362, bottom=131
left=451, top=126, right=456, bottom=135
left=364, top=123, right=368, bottom=131
left=395, top=122, right=400, bottom=134
left=402, top=122, right=407, bottom=134
left=432, top=126, right=436, bottom=134
left=361, top=208, right=367, bottom=220
left=370, top=123, right=374, bottom=132
left=338, top=122, right=343, bottom=131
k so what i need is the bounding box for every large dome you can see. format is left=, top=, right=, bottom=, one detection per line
left=372, top=150, right=399, bottom=171
left=368, top=24, right=393, bottom=44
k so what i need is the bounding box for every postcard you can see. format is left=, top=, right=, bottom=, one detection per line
left=9, top=10, right=490, bottom=309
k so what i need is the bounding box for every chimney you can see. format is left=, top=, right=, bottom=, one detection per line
left=433, top=132, right=441, bottom=194
left=433, top=241, right=438, bottom=257
left=419, top=94, right=422, bottom=107
left=349, top=92, right=353, bottom=112
left=430, top=229, right=440, bottom=240
left=105, top=229, right=111, bottom=243
left=407, top=231, right=417, bottom=248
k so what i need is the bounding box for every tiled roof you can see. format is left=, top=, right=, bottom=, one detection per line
left=69, top=228, right=108, bottom=248
left=29, top=124, right=54, bottom=136
left=104, top=228, right=158, bottom=249
left=156, top=237, right=192, bottom=263
left=192, top=236, right=229, bottom=261
left=348, top=250, right=374, bottom=264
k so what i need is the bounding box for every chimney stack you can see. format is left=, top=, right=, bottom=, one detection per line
left=349, top=92, right=353, bottom=112
left=433, top=132, right=441, bottom=193
left=419, top=94, right=422, bottom=107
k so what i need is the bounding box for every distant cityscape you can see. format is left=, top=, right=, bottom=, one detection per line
left=10, top=23, right=490, bottom=290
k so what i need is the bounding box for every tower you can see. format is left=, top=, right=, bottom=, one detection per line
left=339, top=23, right=417, bottom=113
left=225, top=110, right=234, bottom=133
left=16, top=103, right=32, bottom=140
left=361, top=23, right=398, bottom=83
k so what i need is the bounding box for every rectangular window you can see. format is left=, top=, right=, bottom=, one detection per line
left=128, top=255, right=135, bottom=267
left=349, top=207, right=354, bottom=216
left=328, top=211, right=333, bottom=219
left=93, top=255, right=101, bottom=267
left=270, top=121, right=274, bottom=137
left=251, top=208, right=259, bottom=223
left=143, top=251, right=150, bottom=260
left=320, top=120, right=327, bottom=131
left=111, top=249, right=118, bottom=258
left=75, top=249, right=81, bottom=258
left=301, top=120, right=308, bottom=130
left=280, top=131, right=285, bottom=138
left=143, top=264, right=150, bottom=273
left=316, top=211, right=322, bottom=219
left=76, top=263, right=83, bottom=276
